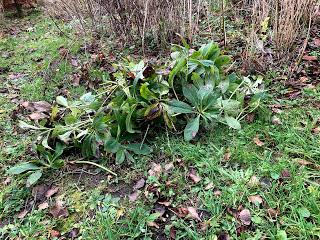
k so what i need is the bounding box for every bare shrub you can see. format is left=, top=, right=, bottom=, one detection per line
left=43, top=0, right=204, bottom=49
left=242, top=0, right=317, bottom=72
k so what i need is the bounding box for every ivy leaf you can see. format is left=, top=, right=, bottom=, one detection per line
left=225, top=116, right=241, bottom=130
left=26, top=170, right=42, bottom=187
left=184, top=115, right=200, bottom=141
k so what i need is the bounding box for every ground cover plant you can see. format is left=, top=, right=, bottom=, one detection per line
left=0, top=2, right=320, bottom=240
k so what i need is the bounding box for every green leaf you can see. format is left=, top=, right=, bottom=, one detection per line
left=26, top=170, right=42, bottom=187
left=140, top=83, right=157, bottom=101
left=56, top=96, right=69, bottom=107
left=276, top=230, right=287, bottom=240
left=184, top=115, right=200, bottom=141
left=183, top=85, right=199, bottom=106
left=58, top=131, right=72, bottom=144
left=168, top=100, right=194, bottom=114
left=116, top=149, right=126, bottom=165
left=125, top=143, right=153, bottom=155
left=126, top=105, right=137, bottom=133
left=225, top=116, right=241, bottom=130
left=169, top=58, right=187, bottom=86
left=104, top=138, right=121, bottom=153
left=7, top=163, right=41, bottom=175
left=215, top=55, right=231, bottom=68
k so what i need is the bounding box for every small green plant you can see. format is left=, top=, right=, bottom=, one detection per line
left=7, top=41, right=264, bottom=185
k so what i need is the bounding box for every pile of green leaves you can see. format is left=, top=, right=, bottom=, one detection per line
left=8, top=41, right=264, bottom=185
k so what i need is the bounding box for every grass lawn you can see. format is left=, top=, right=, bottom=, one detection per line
left=0, top=11, right=319, bottom=240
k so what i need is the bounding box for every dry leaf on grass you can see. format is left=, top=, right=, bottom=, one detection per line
left=302, top=55, right=317, bottom=61
left=253, top=136, right=265, bottom=146
left=187, top=207, right=201, bottom=221
left=17, top=209, right=28, bottom=219
left=239, top=209, right=251, bottom=225
left=189, top=169, right=201, bottom=184
left=133, top=178, right=145, bottom=190
left=129, top=191, right=139, bottom=202
left=248, top=195, right=263, bottom=205
left=50, top=230, right=61, bottom=238
left=38, top=202, right=49, bottom=210
left=50, top=200, right=69, bottom=218
left=45, top=186, right=59, bottom=198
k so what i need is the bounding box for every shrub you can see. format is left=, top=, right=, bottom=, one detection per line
left=8, top=41, right=264, bottom=185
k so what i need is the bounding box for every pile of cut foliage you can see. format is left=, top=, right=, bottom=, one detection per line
left=8, top=41, right=265, bottom=185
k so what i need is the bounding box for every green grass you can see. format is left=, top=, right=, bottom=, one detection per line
left=1, top=11, right=320, bottom=240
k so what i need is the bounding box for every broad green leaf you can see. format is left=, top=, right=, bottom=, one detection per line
left=7, top=163, right=40, bottom=175
left=116, top=149, right=126, bottom=165
left=125, top=143, right=153, bottom=155
left=26, top=170, right=42, bottom=187
left=104, top=138, right=121, bottom=153
left=168, top=100, right=194, bottom=114
left=140, top=84, right=156, bottom=101
left=215, top=55, right=231, bottom=68
left=225, top=116, right=241, bottom=130
left=183, top=85, right=199, bottom=106
left=184, top=115, right=200, bottom=141
left=169, top=58, right=187, bottom=86
left=276, top=230, right=287, bottom=240
left=56, top=96, right=69, bottom=107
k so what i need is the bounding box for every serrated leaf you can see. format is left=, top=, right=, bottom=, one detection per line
left=184, top=115, right=200, bottom=141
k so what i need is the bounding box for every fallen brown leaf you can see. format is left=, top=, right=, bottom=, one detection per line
left=239, top=209, right=251, bottom=225
left=50, top=230, right=61, bottom=238
left=187, top=207, right=201, bottom=221
left=248, top=176, right=259, bottom=187
left=29, top=112, right=47, bottom=120
left=302, top=55, right=317, bottom=61
left=271, top=116, right=282, bottom=125
left=50, top=200, right=69, bottom=218
left=280, top=169, right=291, bottom=179
left=205, top=182, right=214, bottom=190
left=170, top=227, right=176, bottom=240
left=314, top=38, right=320, bottom=47
left=17, top=209, right=28, bottom=219
left=218, top=232, right=230, bottom=240
left=45, top=186, right=59, bottom=198
left=133, top=178, right=145, bottom=190
left=223, top=150, right=231, bottom=161
left=267, top=208, right=279, bottom=218
left=129, top=191, right=139, bottom=202
left=164, top=162, right=174, bottom=172
left=214, top=190, right=222, bottom=196
left=148, top=163, right=162, bottom=177
left=189, top=169, right=201, bottom=184
left=248, top=195, right=263, bottom=205
left=147, top=221, right=160, bottom=229
left=253, top=136, right=264, bottom=146
left=312, top=127, right=320, bottom=134
left=38, top=202, right=49, bottom=210
left=3, top=177, right=12, bottom=186
left=176, top=207, right=189, bottom=218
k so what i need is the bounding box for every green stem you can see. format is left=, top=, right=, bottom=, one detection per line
left=74, top=160, right=117, bottom=176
